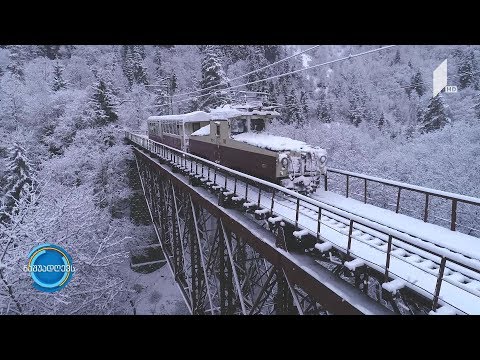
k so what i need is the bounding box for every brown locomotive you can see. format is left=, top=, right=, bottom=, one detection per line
left=147, top=103, right=327, bottom=193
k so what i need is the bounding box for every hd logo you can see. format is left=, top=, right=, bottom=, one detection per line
left=433, top=59, right=458, bottom=97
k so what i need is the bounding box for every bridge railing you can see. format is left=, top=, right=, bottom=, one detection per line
left=325, top=168, right=480, bottom=233
left=126, top=131, right=480, bottom=313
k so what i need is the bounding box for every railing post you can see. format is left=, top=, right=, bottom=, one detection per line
left=384, top=235, right=393, bottom=281
left=234, top=177, right=237, bottom=194
left=424, top=193, right=429, bottom=223
left=317, top=208, right=322, bottom=239
left=270, top=190, right=275, bottom=213
left=346, top=219, right=354, bottom=257
left=432, top=257, right=447, bottom=311
left=364, top=178, right=367, bottom=204
left=245, top=181, right=249, bottom=201
left=295, top=198, right=300, bottom=228
left=451, top=199, right=457, bottom=231
left=324, top=173, right=328, bottom=192
left=346, top=175, right=350, bottom=198
left=257, top=186, right=262, bottom=208
left=396, top=188, right=402, bottom=213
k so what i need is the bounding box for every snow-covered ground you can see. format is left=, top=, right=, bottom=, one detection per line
left=121, top=259, right=189, bottom=315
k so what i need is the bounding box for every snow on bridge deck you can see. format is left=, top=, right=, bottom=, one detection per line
left=310, top=190, right=480, bottom=264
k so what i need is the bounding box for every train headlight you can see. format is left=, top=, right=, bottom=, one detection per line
left=281, top=157, right=289, bottom=168
left=320, top=155, right=327, bottom=164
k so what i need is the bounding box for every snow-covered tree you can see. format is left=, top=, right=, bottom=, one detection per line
left=284, top=89, right=302, bottom=127
left=391, top=49, right=401, bottom=65
left=52, top=61, right=67, bottom=91
left=1, top=138, right=34, bottom=216
left=199, top=46, right=230, bottom=110
left=420, top=95, right=451, bottom=133
left=121, top=45, right=148, bottom=89
left=347, top=86, right=369, bottom=127
left=0, top=181, right=132, bottom=315
left=410, top=70, right=426, bottom=97
left=299, top=90, right=309, bottom=126
left=89, top=76, right=118, bottom=127
left=6, top=45, right=25, bottom=81
left=377, top=112, right=386, bottom=130
left=458, top=49, right=477, bottom=90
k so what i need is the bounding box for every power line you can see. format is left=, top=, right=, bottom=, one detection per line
left=157, top=45, right=396, bottom=109
left=147, top=45, right=322, bottom=99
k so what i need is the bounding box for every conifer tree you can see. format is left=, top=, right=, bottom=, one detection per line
left=2, top=140, right=33, bottom=215
left=121, top=45, right=148, bottom=89
left=6, top=46, right=25, bottom=81
left=52, top=61, right=67, bottom=91
left=199, top=46, right=230, bottom=110
left=411, top=71, right=426, bottom=97
left=89, top=77, right=118, bottom=127
left=458, top=50, right=477, bottom=90
left=392, top=49, right=401, bottom=65
left=420, top=95, right=451, bottom=133
left=299, top=90, right=309, bottom=125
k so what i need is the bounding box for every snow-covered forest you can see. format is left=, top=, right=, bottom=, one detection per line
left=1, top=45, right=479, bottom=314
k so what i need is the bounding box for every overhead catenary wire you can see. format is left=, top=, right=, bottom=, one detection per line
left=146, top=45, right=322, bottom=99
left=154, top=45, right=396, bottom=109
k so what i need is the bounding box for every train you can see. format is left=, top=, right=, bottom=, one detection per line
left=147, top=102, right=327, bottom=193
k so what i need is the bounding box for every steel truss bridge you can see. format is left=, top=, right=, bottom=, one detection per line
left=125, top=131, right=480, bottom=315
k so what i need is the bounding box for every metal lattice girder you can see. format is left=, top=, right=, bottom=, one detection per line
left=132, top=146, right=392, bottom=315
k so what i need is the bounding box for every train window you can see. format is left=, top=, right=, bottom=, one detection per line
left=216, top=124, right=221, bottom=136
left=250, top=118, right=265, bottom=132
left=192, top=122, right=201, bottom=133
left=177, top=124, right=181, bottom=135
left=231, top=118, right=247, bottom=134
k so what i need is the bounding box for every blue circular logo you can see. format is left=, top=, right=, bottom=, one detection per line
left=26, top=244, right=75, bottom=293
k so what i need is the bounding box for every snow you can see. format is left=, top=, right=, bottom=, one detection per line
left=268, top=216, right=283, bottom=223
left=429, top=306, right=457, bottom=315
left=293, top=229, right=309, bottom=238
left=315, top=242, right=333, bottom=252
left=190, top=124, right=209, bottom=137
left=232, top=132, right=327, bottom=157
left=345, top=258, right=365, bottom=271
left=149, top=105, right=280, bottom=128
left=382, top=279, right=406, bottom=294
left=148, top=110, right=211, bottom=124
left=210, top=104, right=280, bottom=119
left=122, top=261, right=189, bottom=315
left=209, top=105, right=245, bottom=120
left=311, top=189, right=480, bottom=266
left=255, top=208, right=270, bottom=215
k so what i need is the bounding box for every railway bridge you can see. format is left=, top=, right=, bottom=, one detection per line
left=125, top=131, right=480, bottom=315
